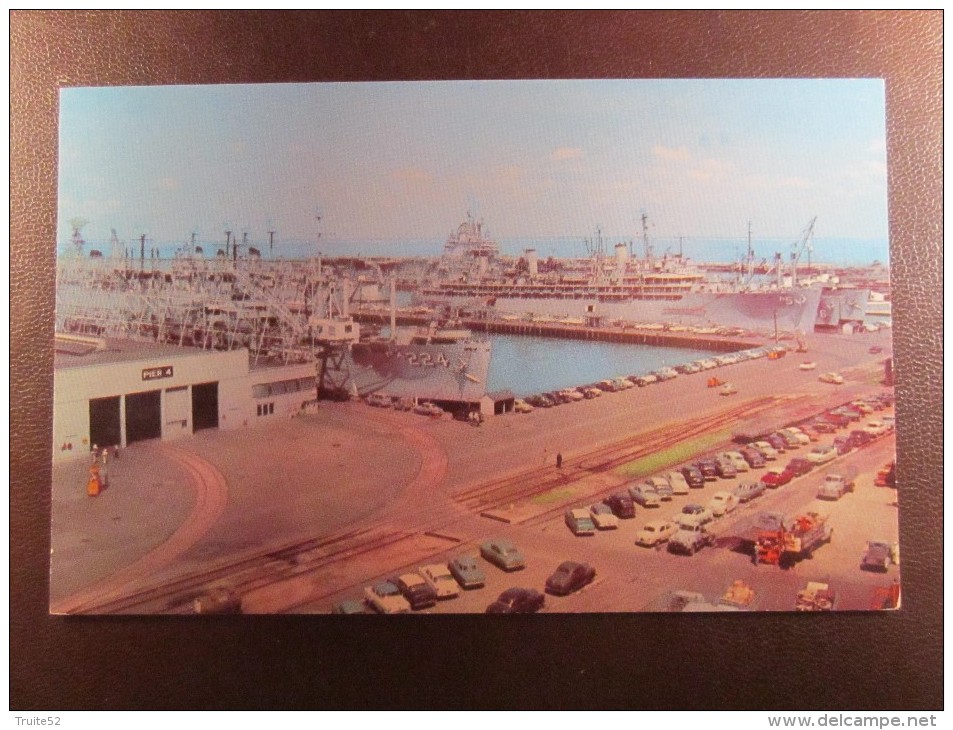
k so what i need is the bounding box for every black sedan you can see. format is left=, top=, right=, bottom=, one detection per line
left=694, top=459, right=719, bottom=481
left=485, top=587, right=545, bottom=614
left=680, top=465, right=706, bottom=488
left=544, top=561, right=597, bottom=596
left=603, top=492, right=636, bottom=519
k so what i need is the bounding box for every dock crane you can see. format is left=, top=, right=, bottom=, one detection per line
left=789, top=217, right=817, bottom=287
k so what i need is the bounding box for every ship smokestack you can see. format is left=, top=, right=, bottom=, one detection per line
left=614, top=242, right=628, bottom=283
left=526, top=248, right=538, bottom=278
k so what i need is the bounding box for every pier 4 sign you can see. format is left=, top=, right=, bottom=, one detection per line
left=142, top=365, right=174, bottom=381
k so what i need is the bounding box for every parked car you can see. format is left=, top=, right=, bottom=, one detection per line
left=393, top=397, right=415, bottom=412
left=719, top=382, right=738, bottom=396
left=680, top=465, right=706, bottom=488
left=480, top=539, right=526, bottom=571
left=645, top=476, right=673, bottom=501
left=589, top=503, right=619, bottom=530
left=786, top=457, right=814, bottom=477
left=582, top=388, right=602, bottom=399
left=565, top=508, right=597, bottom=536
left=448, top=554, right=486, bottom=589
left=413, top=402, right=444, bottom=417
left=761, top=467, right=794, bottom=489
left=715, top=458, right=737, bottom=479
left=486, top=587, right=545, bottom=614
left=847, top=429, right=874, bottom=449
left=366, top=393, right=393, bottom=408
left=824, top=412, right=851, bottom=428
left=666, top=471, right=691, bottom=495
left=668, top=522, right=716, bottom=555
left=332, top=599, right=371, bottom=615
left=632, top=374, right=658, bottom=387
left=774, top=431, right=803, bottom=450
left=364, top=581, right=412, bottom=614
left=751, top=441, right=780, bottom=460
left=735, top=481, right=766, bottom=503
left=419, top=564, right=460, bottom=599
left=632, top=519, right=677, bottom=547
left=629, top=484, right=661, bottom=508
left=810, top=419, right=838, bottom=434
left=721, top=451, right=750, bottom=472
left=832, top=437, right=852, bottom=455
left=819, top=372, right=845, bottom=385
left=806, top=445, right=838, bottom=464
left=817, top=473, right=855, bottom=501
left=863, top=420, right=889, bottom=437
left=736, top=447, right=765, bottom=469
left=604, top=492, right=636, bottom=519
left=391, top=573, right=438, bottom=610
left=679, top=503, right=714, bottom=526
left=861, top=541, right=899, bottom=572
left=707, top=490, right=739, bottom=517
left=513, top=399, right=534, bottom=414
left=764, top=433, right=788, bottom=453
left=544, top=561, right=596, bottom=596
left=799, top=361, right=817, bottom=371
left=694, top=459, right=719, bottom=481
left=778, top=427, right=811, bottom=448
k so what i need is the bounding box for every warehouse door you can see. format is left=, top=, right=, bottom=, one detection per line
left=192, top=381, right=219, bottom=431
left=89, top=396, right=121, bottom=449
left=125, top=390, right=162, bottom=444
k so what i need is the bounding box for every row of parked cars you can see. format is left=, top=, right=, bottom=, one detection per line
left=514, top=345, right=782, bottom=413
left=337, top=538, right=597, bottom=614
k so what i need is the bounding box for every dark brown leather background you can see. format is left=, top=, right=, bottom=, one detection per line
left=11, top=11, right=942, bottom=710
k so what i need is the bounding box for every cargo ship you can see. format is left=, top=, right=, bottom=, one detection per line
left=55, top=235, right=491, bottom=405
left=414, top=215, right=828, bottom=333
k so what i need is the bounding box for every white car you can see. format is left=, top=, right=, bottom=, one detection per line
left=707, top=490, right=739, bottom=517
left=780, top=428, right=811, bottom=446
left=513, top=399, right=534, bottom=413
left=863, top=420, right=889, bottom=437
left=364, top=581, right=411, bottom=614
left=806, top=445, right=838, bottom=464
left=560, top=388, right=585, bottom=401
left=698, top=359, right=718, bottom=370
left=719, top=383, right=738, bottom=396
left=752, top=441, right=779, bottom=461
left=418, top=564, right=460, bottom=600
left=666, top=471, right=691, bottom=495
left=635, top=519, right=678, bottom=547
left=819, top=372, right=845, bottom=385
left=799, top=361, right=817, bottom=371
left=721, top=451, right=750, bottom=472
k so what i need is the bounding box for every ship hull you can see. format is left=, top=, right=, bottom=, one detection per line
left=413, top=287, right=823, bottom=333
left=344, top=339, right=491, bottom=402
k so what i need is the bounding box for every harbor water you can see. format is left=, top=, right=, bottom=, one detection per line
left=485, top=334, right=719, bottom=397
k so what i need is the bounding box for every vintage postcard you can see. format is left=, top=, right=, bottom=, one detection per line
left=51, top=80, right=897, bottom=614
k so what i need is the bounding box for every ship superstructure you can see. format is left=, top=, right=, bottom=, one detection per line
left=414, top=216, right=831, bottom=333
left=55, top=229, right=491, bottom=405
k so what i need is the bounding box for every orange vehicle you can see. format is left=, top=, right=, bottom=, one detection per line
left=706, top=376, right=724, bottom=388
left=754, top=511, right=832, bottom=568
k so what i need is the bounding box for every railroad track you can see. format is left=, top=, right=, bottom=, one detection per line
left=68, top=387, right=872, bottom=614
left=452, top=395, right=799, bottom=514
left=71, top=524, right=415, bottom=614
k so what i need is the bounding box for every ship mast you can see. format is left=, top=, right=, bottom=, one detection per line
left=641, top=213, right=652, bottom=267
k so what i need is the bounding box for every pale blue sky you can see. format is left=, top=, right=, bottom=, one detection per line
left=58, top=79, right=888, bottom=252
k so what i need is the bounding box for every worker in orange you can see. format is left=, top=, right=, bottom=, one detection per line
left=87, top=462, right=102, bottom=497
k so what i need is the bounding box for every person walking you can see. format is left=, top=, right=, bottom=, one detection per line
left=556, top=452, right=563, bottom=469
